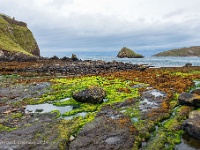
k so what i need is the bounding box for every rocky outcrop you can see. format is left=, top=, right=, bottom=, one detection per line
left=0, top=60, right=141, bottom=76
left=72, top=86, right=106, bottom=104
left=0, top=50, right=38, bottom=61
left=0, top=14, right=40, bottom=61
left=117, top=47, right=144, bottom=58
left=69, top=105, right=137, bottom=150
left=178, top=92, right=200, bottom=107
left=183, top=110, right=200, bottom=139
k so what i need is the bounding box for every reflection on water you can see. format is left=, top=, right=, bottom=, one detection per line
left=25, top=103, right=73, bottom=114
left=64, top=112, right=88, bottom=120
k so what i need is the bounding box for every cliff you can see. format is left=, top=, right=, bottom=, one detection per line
left=117, top=47, right=144, bottom=58
left=0, top=14, right=40, bottom=61
left=153, top=46, right=200, bottom=57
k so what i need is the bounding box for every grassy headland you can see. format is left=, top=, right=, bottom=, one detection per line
left=154, top=46, right=200, bottom=57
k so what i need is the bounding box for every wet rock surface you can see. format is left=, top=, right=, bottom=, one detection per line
left=0, top=76, right=50, bottom=103
left=0, top=112, right=66, bottom=150
left=69, top=105, right=137, bottom=150
left=183, top=110, right=200, bottom=139
left=178, top=92, right=200, bottom=107
left=72, top=86, right=106, bottom=104
left=140, top=89, right=166, bottom=113
left=178, top=92, right=194, bottom=106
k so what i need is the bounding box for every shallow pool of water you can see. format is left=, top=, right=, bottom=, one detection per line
left=193, top=80, right=200, bottom=89
left=175, top=134, right=200, bottom=150
left=150, top=89, right=165, bottom=97
left=25, top=103, right=73, bottom=114
left=64, top=112, right=88, bottom=120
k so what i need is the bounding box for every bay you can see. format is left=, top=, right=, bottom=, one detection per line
left=73, top=52, right=200, bottom=68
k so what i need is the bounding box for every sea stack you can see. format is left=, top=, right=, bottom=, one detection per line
left=117, top=47, right=144, bottom=58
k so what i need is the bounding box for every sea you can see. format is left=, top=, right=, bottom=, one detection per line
left=66, top=52, right=200, bottom=68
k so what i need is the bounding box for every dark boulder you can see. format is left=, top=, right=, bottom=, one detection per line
left=183, top=110, right=200, bottom=139
left=178, top=92, right=200, bottom=107
left=72, top=86, right=106, bottom=104
left=71, top=54, right=79, bottom=61
left=178, top=92, right=193, bottom=106
left=184, top=63, right=192, bottom=67
left=61, top=56, right=71, bottom=61
left=10, top=52, right=37, bottom=62
left=191, top=89, right=200, bottom=95
left=69, top=105, right=137, bottom=150
left=50, top=55, right=59, bottom=60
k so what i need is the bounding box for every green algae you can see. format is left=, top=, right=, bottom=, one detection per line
left=0, top=124, right=16, bottom=132
left=51, top=110, right=61, bottom=118
left=172, top=71, right=200, bottom=77
left=142, top=105, right=193, bottom=150
left=11, top=112, right=23, bottom=119
left=45, top=76, right=139, bottom=118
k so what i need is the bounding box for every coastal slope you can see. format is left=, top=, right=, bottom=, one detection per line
left=153, top=46, right=200, bottom=57
left=0, top=14, right=40, bottom=60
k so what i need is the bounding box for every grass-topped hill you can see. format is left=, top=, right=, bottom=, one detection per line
left=0, top=14, right=40, bottom=58
left=154, top=46, right=200, bottom=57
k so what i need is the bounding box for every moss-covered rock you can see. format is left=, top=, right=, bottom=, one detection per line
left=117, top=47, right=144, bottom=58
left=0, top=14, right=40, bottom=61
left=72, top=86, right=106, bottom=104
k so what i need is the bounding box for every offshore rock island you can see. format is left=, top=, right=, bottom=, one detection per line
left=117, top=47, right=144, bottom=58
left=0, top=14, right=200, bottom=150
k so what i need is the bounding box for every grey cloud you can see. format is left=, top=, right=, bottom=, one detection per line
left=1, top=0, right=200, bottom=57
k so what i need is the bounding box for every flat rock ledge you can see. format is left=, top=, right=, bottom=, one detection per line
left=69, top=105, right=138, bottom=150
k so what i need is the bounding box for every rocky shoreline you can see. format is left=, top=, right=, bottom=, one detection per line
left=0, top=59, right=144, bottom=76
left=0, top=59, right=200, bottom=150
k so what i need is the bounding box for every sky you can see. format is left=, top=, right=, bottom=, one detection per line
left=0, top=0, right=200, bottom=57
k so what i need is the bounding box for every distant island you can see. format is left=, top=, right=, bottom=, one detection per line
left=117, top=47, right=144, bottom=58
left=153, top=46, right=200, bottom=57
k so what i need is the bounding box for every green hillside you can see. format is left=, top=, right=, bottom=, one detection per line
left=0, top=14, right=40, bottom=57
left=154, top=46, right=200, bottom=57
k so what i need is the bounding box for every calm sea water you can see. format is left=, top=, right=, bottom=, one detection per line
left=73, top=52, right=200, bottom=67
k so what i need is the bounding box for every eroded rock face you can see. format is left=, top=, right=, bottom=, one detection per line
left=69, top=105, right=137, bottom=150
left=0, top=50, right=38, bottom=62
left=72, top=86, right=106, bottom=104
left=183, top=110, right=200, bottom=139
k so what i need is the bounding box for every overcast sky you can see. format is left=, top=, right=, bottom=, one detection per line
left=1, top=0, right=200, bottom=56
